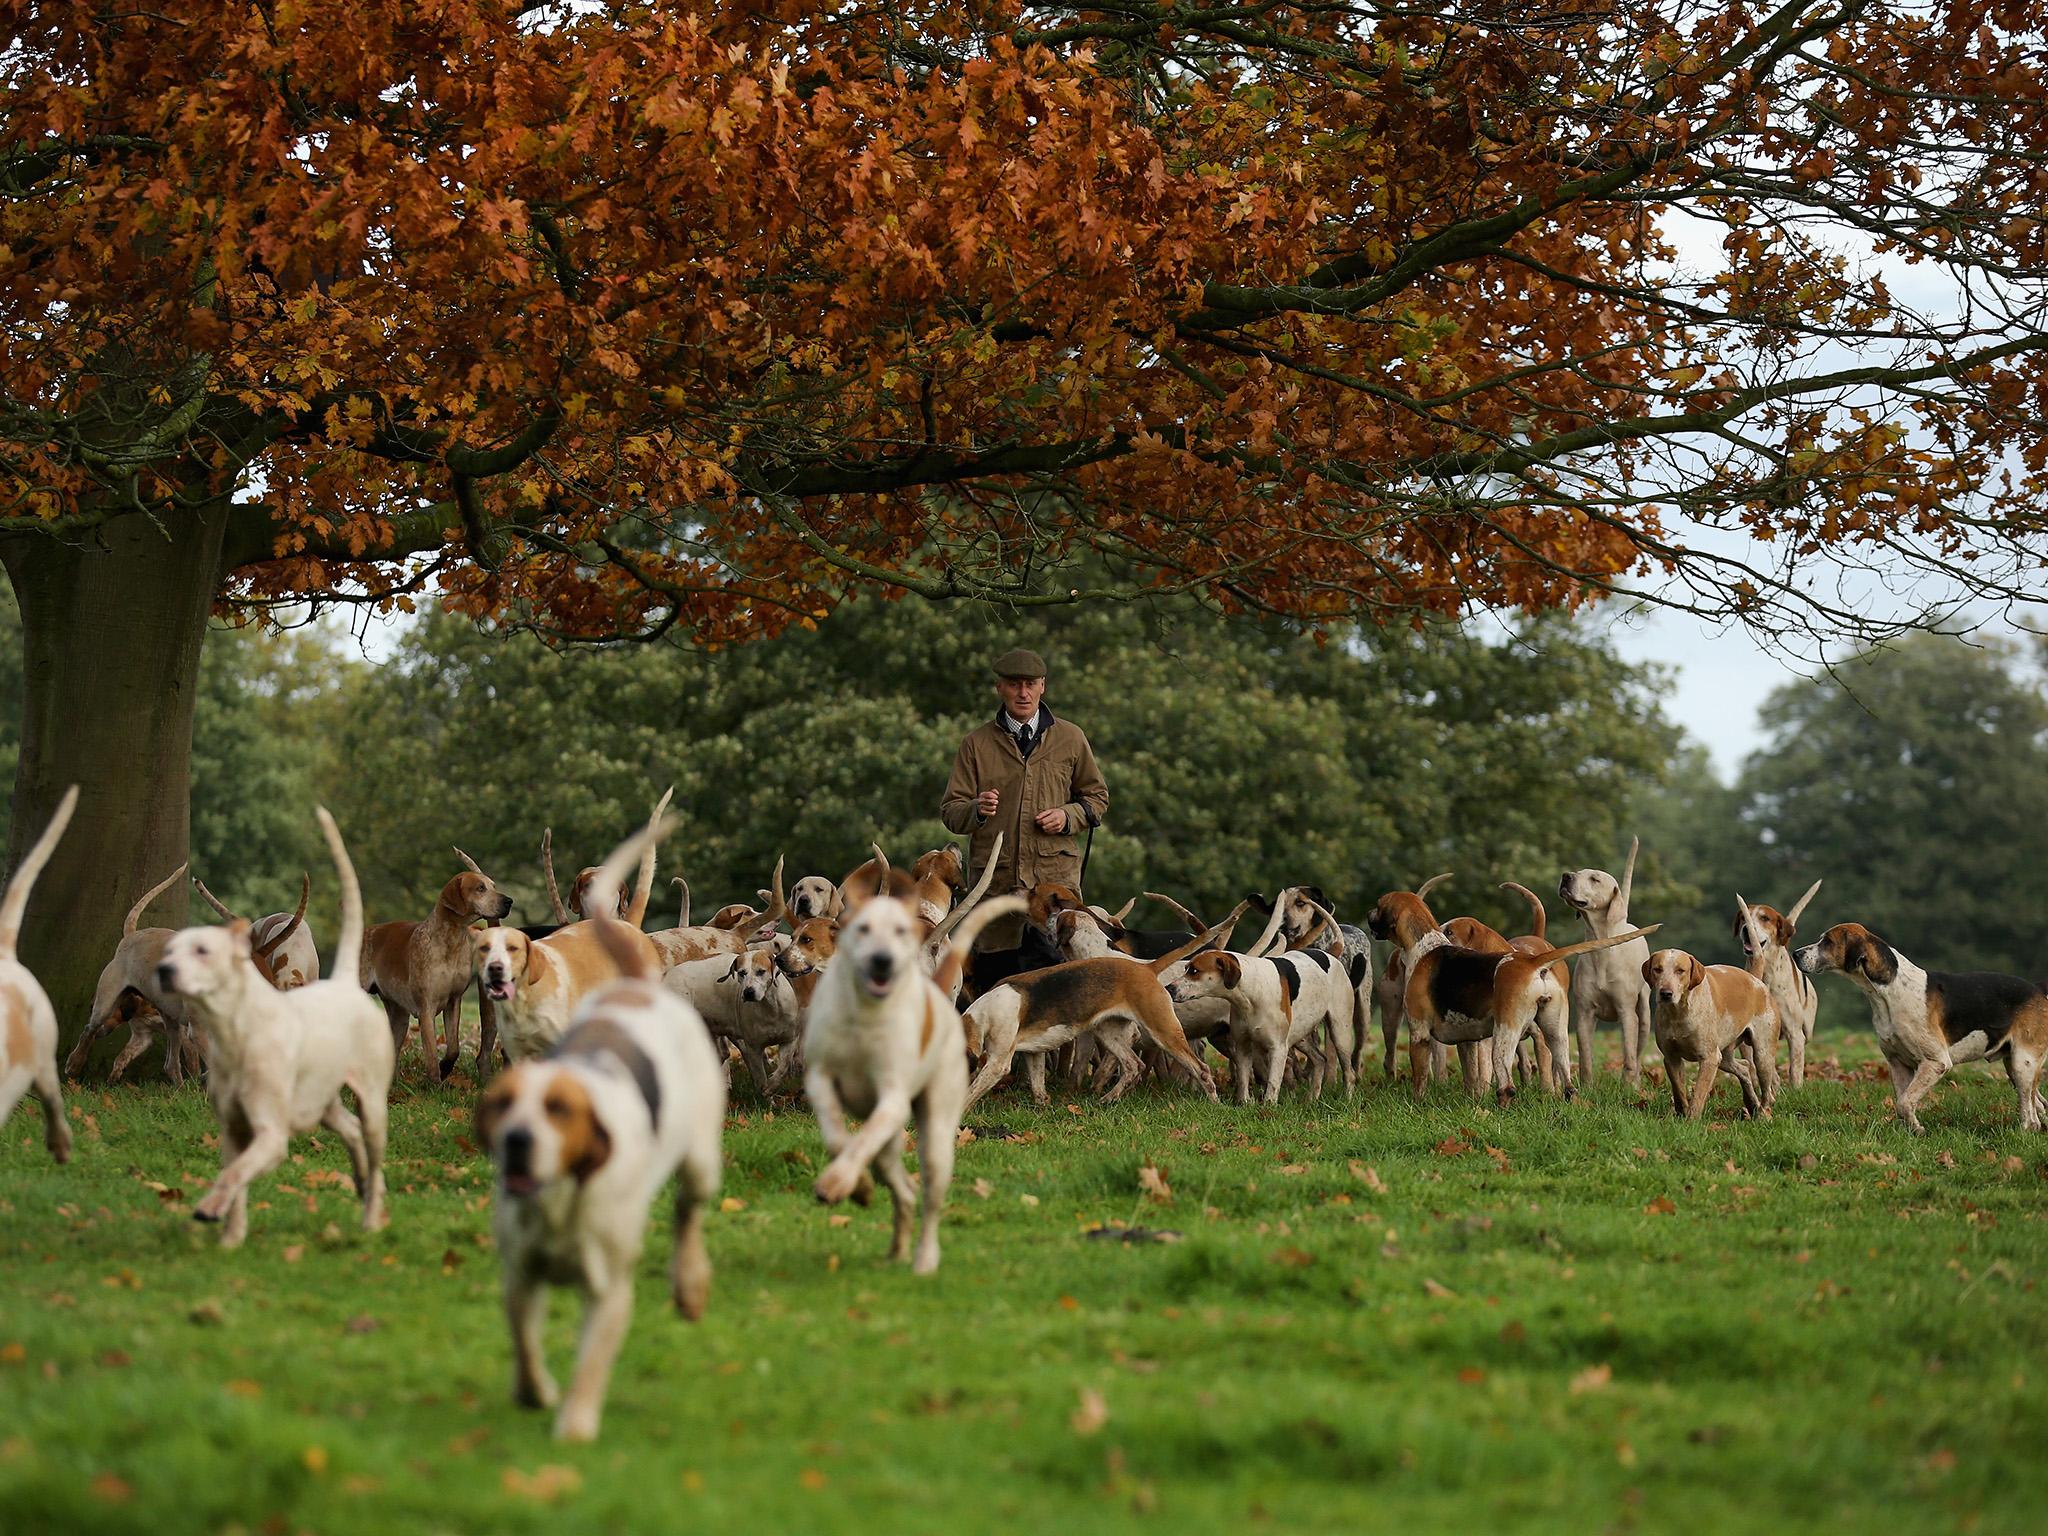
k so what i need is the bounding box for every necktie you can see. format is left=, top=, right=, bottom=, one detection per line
left=1016, top=724, right=1034, bottom=756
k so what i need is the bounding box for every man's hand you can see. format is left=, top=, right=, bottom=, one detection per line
left=1034, top=808, right=1068, bottom=833
left=976, top=789, right=1000, bottom=818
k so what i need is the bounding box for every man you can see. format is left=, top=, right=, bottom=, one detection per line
left=939, top=648, right=1109, bottom=954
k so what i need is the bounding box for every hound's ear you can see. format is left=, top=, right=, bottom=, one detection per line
left=1216, top=953, right=1243, bottom=989
left=1687, top=954, right=1707, bottom=992
left=472, top=1073, right=518, bottom=1151
left=522, top=938, right=545, bottom=986
left=1244, top=890, right=1273, bottom=915
left=563, top=1092, right=613, bottom=1181
left=1302, top=885, right=1328, bottom=910
left=1640, top=955, right=1655, bottom=985
left=723, top=955, right=745, bottom=980
left=1772, top=911, right=1796, bottom=947
left=226, top=918, right=253, bottom=958
left=1855, top=930, right=1898, bottom=985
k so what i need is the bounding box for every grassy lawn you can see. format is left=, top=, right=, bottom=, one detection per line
left=3, top=1032, right=2044, bottom=1536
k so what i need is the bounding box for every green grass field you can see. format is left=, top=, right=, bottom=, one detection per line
left=3, top=1033, right=2044, bottom=1535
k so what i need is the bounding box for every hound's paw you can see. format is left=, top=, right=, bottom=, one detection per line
left=515, top=1373, right=560, bottom=1411
left=192, top=1191, right=231, bottom=1223
left=814, top=1160, right=863, bottom=1203
left=553, top=1403, right=601, bottom=1443
left=437, top=1055, right=461, bottom=1082
left=47, top=1133, right=72, bottom=1165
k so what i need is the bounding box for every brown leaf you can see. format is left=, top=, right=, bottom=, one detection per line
left=1644, top=1196, right=1676, bottom=1216
left=1269, top=1246, right=1316, bottom=1268
left=1569, top=1362, right=1613, bottom=1395
left=1138, top=1160, right=1172, bottom=1204
left=502, top=1464, right=583, bottom=1502
left=90, top=1472, right=133, bottom=1504
left=799, top=1467, right=829, bottom=1490
left=1348, top=1160, right=1388, bottom=1194
left=971, top=1178, right=993, bottom=1199
left=1456, top=1366, right=1486, bottom=1385
left=719, top=1196, right=746, bottom=1212
left=1422, top=1277, right=1455, bottom=1299
left=1069, top=1387, right=1109, bottom=1436
left=223, top=1379, right=262, bottom=1398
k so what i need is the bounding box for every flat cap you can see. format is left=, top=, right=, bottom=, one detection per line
left=992, top=647, right=1047, bottom=679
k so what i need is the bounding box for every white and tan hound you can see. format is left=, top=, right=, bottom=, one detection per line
left=1, top=786, right=79, bottom=1164
left=1558, top=837, right=1655, bottom=1088
left=1734, top=881, right=1822, bottom=1087
left=473, top=822, right=725, bottom=1442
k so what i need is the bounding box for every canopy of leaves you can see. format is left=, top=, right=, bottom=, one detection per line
left=5, top=1, right=2046, bottom=646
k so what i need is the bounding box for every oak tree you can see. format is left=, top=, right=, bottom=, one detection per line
left=6, top=1, right=2047, bottom=1023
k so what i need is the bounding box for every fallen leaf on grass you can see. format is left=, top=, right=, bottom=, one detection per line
left=440, top=1248, right=465, bottom=1274
left=1019, top=1193, right=1040, bottom=1208
left=1270, top=1246, right=1316, bottom=1268
left=1070, top=1388, right=1109, bottom=1436
left=1083, top=1225, right=1183, bottom=1245
left=826, top=1214, right=851, bottom=1228
left=282, top=1245, right=304, bottom=1265
left=1485, top=1145, right=1513, bottom=1173
left=1456, top=1367, right=1486, bottom=1385
left=799, top=1467, right=829, bottom=1490
left=719, top=1196, right=746, bottom=1213
left=1569, top=1363, right=1613, bottom=1395
left=301, top=1446, right=328, bottom=1475
left=1644, top=1196, right=1676, bottom=1216
left=97, top=1350, right=130, bottom=1369
left=1925, top=1447, right=1956, bottom=1474
left=971, top=1178, right=993, bottom=1199
left=1422, top=1278, right=1455, bottom=1299
left=955, top=1127, right=975, bottom=1147
left=1138, top=1160, right=1172, bottom=1204
left=188, top=1299, right=225, bottom=1327
left=1615, top=1440, right=1637, bottom=1467
left=502, top=1464, right=583, bottom=1502
left=1348, top=1161, right=1388, bottom=1194
left=1936, top=1150, right=1957, bottom=1169
left=90, top=1472, right=133, bottom=1503
left=223, top=1379, right=262, bottom=1398
left=0, top=1342, right=25, bottom=1365
left=1278, top=1163, right=1307, bottom=1176
left=1434, top=1137, right=1471, bottom=1157
left=343, top=1315, right=381, bottom=1335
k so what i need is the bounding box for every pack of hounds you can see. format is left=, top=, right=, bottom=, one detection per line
left=5, top=789, right=2047, bottom=1441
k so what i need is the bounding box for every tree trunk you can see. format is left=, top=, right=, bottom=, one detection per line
left=1, top=500, right=229, bottom=1052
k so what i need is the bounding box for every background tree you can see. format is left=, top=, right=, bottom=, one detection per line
left=1732, top=635, right=2048, bottom=975
left=7, top=2, right=2048, bottom=1026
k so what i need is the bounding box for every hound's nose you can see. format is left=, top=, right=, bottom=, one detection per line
left=502, top=1127, right=533, bottom=1177
left=866, top=956, right=894, bottom=986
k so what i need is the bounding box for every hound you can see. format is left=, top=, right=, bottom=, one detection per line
left=802, top=889, right=1026, bottom=1275
left=1, top=787, right=79, bottom=1163
left=193, top=875, right=317, bottom=989
left=966, top=906, right=1244, bottom=1108
left=1369, top=884, right=1656, bottom=1102
left=1441, top=883, right=1567, bottom=1093
left=1165, top=904, right=1357, bottom=1104
left=472, top=822, right=725, bottom=1442
left=789, top=873, right=844, bottom=923
left=663, top=941, right=803, bottom=1098
left=1642, top=949, right=1777, bottom=1119
left=474, top=919, right=664, bottom=1064
left=1797, top=924, right=2048, bottom=1134
left=157, top=809, right=393, bottom=1247
left=1734, top=881, right=1822, bottom=1087
left=1558, top=838, right=1656, bottom=1088
left=839, top=845, right=965, bottom=922
left=68, top=863, right=204, bottom=1085
left=362, top=854, right=515, bottom=1079
left=1368, top=872, right=1453, bottom=1082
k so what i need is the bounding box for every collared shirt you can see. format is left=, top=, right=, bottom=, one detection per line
left=999, top=706, right=1047, bottom=752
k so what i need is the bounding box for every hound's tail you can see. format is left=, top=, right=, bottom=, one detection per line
left=586, top=813, right=678, bottom=980
left=0, top=785, right=78, bottom=963
left=1519, top=924, right=1661, bottom=970
left=1146, top=899, right=1254, bottom=973
left=541, top=827, right=569, bottom=924
left=124, top=859, right=188, bottom=937
left=625, top=786, right=674, bottom=928
left=316, top=807, right=366, bottom=984
left=1501, top=881, right=1548, bottom=941
left=932, top=895, right=1029, bottom=1000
